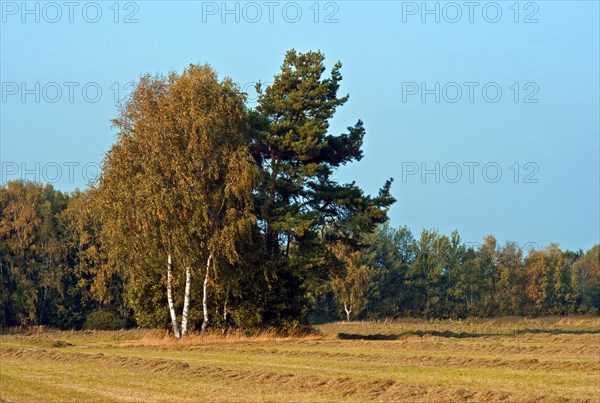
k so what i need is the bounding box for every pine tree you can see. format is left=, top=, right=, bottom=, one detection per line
left=252, top=50, right=395, bottom=323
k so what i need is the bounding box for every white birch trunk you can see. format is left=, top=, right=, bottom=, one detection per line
left=167, top=253, right=181, bottom=339
left=201, top=253, right=213, bottom=333
left=344, top=303, right=352, bottom=322
left=180, top=266, right=192, bottom=337
left=223, top=292, right=228, bottom=323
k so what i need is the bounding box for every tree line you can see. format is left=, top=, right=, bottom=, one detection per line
left=1, top=50, right=598, bottom=334
left=321, top=225, right=599, bottom=321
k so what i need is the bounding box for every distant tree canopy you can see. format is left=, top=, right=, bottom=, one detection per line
left=0, top=182, right=128, bottom=329
left=1, top=50, right=598, bottom=331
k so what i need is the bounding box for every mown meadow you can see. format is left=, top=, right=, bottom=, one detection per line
left=1, top=317, right=599, bottom=402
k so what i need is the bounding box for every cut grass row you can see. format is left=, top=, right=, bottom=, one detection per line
left=1, top=317, right=599, bottom=402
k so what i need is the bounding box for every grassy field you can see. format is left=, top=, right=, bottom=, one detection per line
left=1, top=317, right=599, bottom=402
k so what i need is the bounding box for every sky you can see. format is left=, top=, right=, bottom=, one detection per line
left=1, top=0, right=599, bottom=251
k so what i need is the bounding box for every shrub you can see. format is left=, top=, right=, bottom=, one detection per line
left=84, top=310, right=126, bottom=330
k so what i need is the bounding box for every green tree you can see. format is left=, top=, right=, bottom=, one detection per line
left=455, top=246, right=479, bottom=317
left=252, top=49, right=395, bottom=324
left=61, top=189, right=130, bottom=325
left=363, top=224, right=416, bottom=318
left=496, top=241, right=526, bottom=315
left=0, top=181, right=87, bottom=328
left=550, top=245, right=574, bottom=314
left=443, top=231, right=470, bottom=318
left=572, top=245, right=600, bottom=313
left=476, top=235, right=499, bottom=316
left=407, top=230, right=448, bottom=318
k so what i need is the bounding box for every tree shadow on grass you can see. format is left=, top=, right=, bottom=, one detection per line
left=337, top=328, right=600, bottom=340
left=513, top=328, right=600, bottom=336
left=337, top=330, right=481, bottom=340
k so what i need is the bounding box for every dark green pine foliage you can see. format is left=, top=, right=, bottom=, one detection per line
left=251, top=50, right=395, bottom=324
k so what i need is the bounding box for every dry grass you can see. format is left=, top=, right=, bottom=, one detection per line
left=1, top=317, right=599, bottom=402
left=123, top=328, right=328, bottom=348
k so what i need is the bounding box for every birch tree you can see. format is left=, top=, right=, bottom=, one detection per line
left=329, top=241, right=373, bottom=321
left=98, top=65, right=256, bottom=337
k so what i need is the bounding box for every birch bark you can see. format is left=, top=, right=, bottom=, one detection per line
left=201, top=253, right=213, bottom=333
left=180, top=266, right=192, bottom=336
left=167, top=253, right=181, bottom=339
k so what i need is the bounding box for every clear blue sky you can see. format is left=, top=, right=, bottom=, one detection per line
left=1, top=1, right=598, bottom=251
